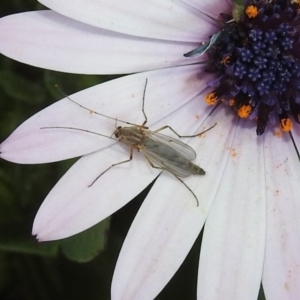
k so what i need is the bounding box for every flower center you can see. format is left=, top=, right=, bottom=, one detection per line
left=203, top=0, right=300, bottom=135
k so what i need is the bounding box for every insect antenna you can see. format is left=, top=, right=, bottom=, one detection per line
left=179, top=0, right=225, bottom=27
left=198, top=11, right=225, bottom=27
left=54, top=84, right=148, bottom=128
left=40, top=126, right=118, bottom=141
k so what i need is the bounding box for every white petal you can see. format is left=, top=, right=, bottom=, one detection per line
left=1, top=65, right=212, bottom=164
left=112, top=176, right=205, bottom=300
left=197, top=120, right=266, bottom=300
left=39, top=0, right=217, bottom=42
left=0, top=11, right=203, bottom=74
left=32, top=143, right=159, bottom=240
left=262, top=132, right=300, bottom=299
left=33, top=71, right=214, bottom=241
left=111, top=106, right=236, bottom=300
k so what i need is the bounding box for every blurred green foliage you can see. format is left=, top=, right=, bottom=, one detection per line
left=0, top=1, right=266, bottom=300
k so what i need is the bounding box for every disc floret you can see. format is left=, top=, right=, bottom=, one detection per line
left=205, top=0, right=300, bottom=135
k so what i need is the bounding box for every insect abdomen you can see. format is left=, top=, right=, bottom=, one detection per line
left=190, top=163, right=205, bottom=176
left=144, top=138, right=205, bottom=177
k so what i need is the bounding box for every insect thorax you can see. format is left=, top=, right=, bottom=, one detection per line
left=116, top=126, right=146, bottom=148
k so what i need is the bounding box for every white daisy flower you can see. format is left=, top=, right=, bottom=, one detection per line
left=0, top=0, right=300, bottom=299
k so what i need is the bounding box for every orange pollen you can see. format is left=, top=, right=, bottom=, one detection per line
left=237, top=105, right=252, bottom=118
left=245, top=5, right=258, bottom=18
left=229, top=99, right=235, bottom=106
left=221, top=55, right=231, bottom=65
left=290, top=0, right=300, bottom=5
left=205, top=93, right=218, bottom=105
left=280, top=118, right=293, bottom=132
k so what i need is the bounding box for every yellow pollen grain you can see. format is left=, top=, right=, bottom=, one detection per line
left=275, top=129, right=282, bottom=138
left=227, top=147, right=237, bottom=157
left=221, top=55, right=231, bottom=65
left=280, top=118, right=293, bottom=132
left=237, top=105, right=252, bottom=118
left=231, top=148, right=237, bottom=157
left=229, top=99, right=235, bottom=106
left=290, top=0, right=299, bottom=5
left=205, top=93, right=218, bottom=105
left=245, top=5, right=258, bottom=18
left=198, top=133, right=206, bottom=138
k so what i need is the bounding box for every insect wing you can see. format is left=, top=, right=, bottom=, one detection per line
left=141, top=132, right=197, bottom=177
left=183, top=32, right=221, bottom=57
left=149, top=131, right=196, bottom=160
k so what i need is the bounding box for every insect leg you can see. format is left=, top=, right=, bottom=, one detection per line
left=152, top=123, right=217, bottom=138
left=88, top=147, right=134, bottom=187
left=144, top=155, right=165, bottom=171
left=144, top=156, right=199, bottom=206
left=173, top=175, right=199, bottom=206
left=141, top=78, right=148, bottom=127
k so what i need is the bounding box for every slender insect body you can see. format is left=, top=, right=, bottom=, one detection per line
left=113, top=122, right=206, bottom=178
left=44, top=79, right=216, bottom=206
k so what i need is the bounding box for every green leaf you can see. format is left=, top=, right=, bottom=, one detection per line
left=0, top=70, right=46, bottom=104
left=232, top=3, right=244, bottom=21
left=0, top=217, right=110, bottom=262
left=232, top=0, right=244, bottom=5
left=0, top=221, right=59, bottom=256
left=43, top=70, right=121, bottom=100
left=60, top=219, right=110, bottom=262
left=0, top=252, right=10, bottom=291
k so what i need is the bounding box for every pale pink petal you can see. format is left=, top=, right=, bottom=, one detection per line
left=1, top=65, right=212, bottom=164
left=39, top=0, right=217, bottom=42
left=32, top=82, right=215, bottom=242
left=0, top=11, right=203, bottom=74
left=112, top=106, right=237, bottom=300
left=183, top=0, right=232, bottom=17
left=197, top=120, right=266, bottom=300
left=262, top=132, right=300, bottom=299
left=32, top=144, right=159, bottom=241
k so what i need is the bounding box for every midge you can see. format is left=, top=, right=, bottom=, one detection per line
left=42, top=80, right=216, bottom=205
